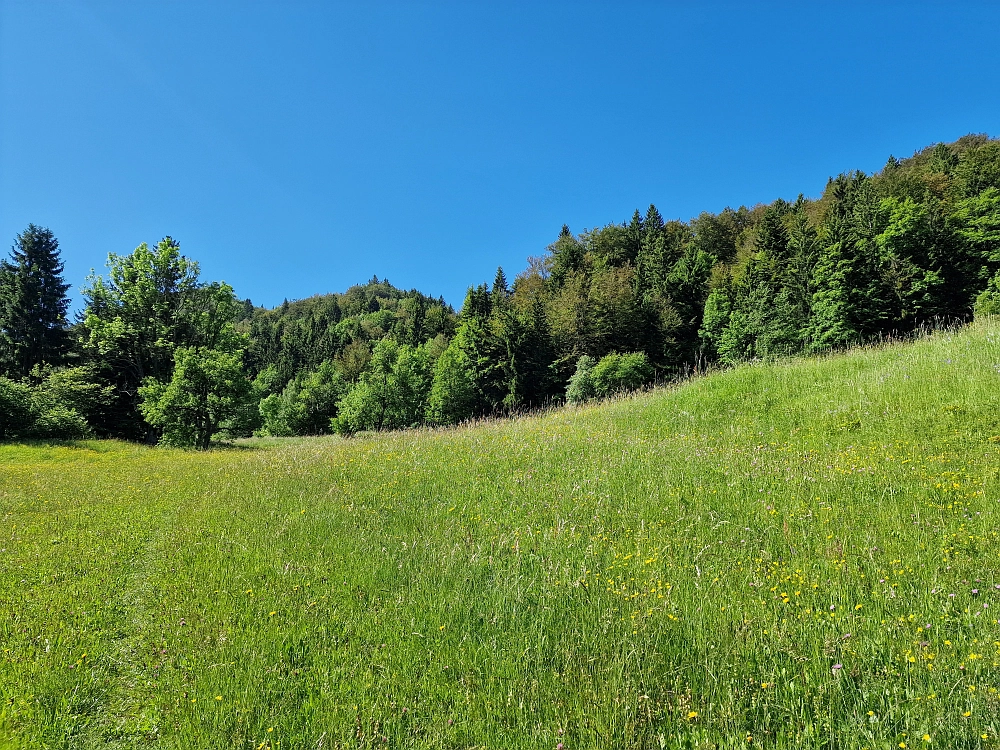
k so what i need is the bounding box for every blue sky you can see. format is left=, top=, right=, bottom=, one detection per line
left=2, top=1, right=999, bottom=311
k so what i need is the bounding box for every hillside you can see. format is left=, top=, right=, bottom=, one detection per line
left=2, top=321, right=999, bottom=748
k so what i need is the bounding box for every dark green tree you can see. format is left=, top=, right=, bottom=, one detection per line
left=0, top=225, right=71, bottom=377
left=548, top=226, right=586, bottom=286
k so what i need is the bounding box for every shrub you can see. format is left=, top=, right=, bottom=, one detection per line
left=0, top=377, right=35, bottom=439
left=975, top=271, right=1000, bottom=317
left=257, top=361, right=346, bottom=437
left=0, top=374, right=94, bottom=440
left=591, top=352, right=653, bottom=396
left=26, top=405, right=90, bottom=439
left=566, top=352, right=653, bottom=404
left=258, top=392, right=295, bottom=437
left=31, top=365, right=114, bottom=426
left=565, top=355, right=597, bottom=404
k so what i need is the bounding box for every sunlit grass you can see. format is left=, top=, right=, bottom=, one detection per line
left=2, top=321, right=1000, bottom=748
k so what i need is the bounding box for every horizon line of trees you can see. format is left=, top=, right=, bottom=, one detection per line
left=3, top=134, right=1000, bottom=446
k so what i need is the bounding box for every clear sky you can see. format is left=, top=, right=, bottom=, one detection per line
left=2, top=1, right=999, bottom=311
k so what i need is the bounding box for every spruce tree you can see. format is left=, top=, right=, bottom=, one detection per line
left=492, top=267, right=508, bottom=299
left=0, top=225, right=71, bottom=377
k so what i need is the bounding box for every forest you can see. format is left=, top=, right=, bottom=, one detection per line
left=2, top=134, right=1000, bottom=447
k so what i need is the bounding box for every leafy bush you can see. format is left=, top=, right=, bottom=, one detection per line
left=31, top=365, right=114, bottom=425
left=975, top=271, right=1000, bottom=316
left=258, top=393, right=295, bottom=437
left=566, top=352, right=652, bottom=403
left=26, top=404, right=90, bottom=439
left=1, top=372, right=97, bottom=440
left=565, top=355, right=596, bottom=404
left=0, top=377, right=35, bottom=439
left=591, top=352, right=653, bottom=395
left=427, top=329, right=478, bottom=425
left=257, top=361, right=346, bottom=437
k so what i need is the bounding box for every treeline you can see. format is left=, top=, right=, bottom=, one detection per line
left=2, top=135, right=1000, bottom=446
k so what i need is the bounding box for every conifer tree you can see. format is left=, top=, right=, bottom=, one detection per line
left=0, top=225, right=71, bottom=377
left=623, top=210, right=644, bottom=265
left=548, top=226, right=585, bottom=286
left=492, top=267, right=508, bottom=299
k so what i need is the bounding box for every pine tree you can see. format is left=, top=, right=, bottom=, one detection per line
left=0, top=225, right=71, bottom=377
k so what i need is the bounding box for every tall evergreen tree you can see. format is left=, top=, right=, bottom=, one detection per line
left=492, top=266, right=509, bottom=299
left=0, top=225, right=71, bottom=377
left=549, top=225, right=586, bottom=286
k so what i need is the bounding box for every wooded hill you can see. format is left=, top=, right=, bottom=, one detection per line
left=2, top=134, right=999, bottom=445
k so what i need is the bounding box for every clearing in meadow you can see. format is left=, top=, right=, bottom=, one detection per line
left=2, top=321, right=999, bottom=749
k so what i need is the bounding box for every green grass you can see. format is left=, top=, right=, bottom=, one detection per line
left=2, top=322, right=1000, bottom=749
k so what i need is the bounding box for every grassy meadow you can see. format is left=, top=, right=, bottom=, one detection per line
left=2, top=322, right=1000, bottom=749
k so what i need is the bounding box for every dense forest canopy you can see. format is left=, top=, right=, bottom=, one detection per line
left=2, top=135, right=1000, bottom=446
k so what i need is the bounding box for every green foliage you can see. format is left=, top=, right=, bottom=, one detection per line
left=547, top=225, right=586, bottom=286
left=876, top=196, right=978, bottom=322
left=427, top=332, right=479, bottom=425
left=590, top=351, right=653, bottom=395
left=0, top=366, right=112, bottom=440
left=0, top=377, right=34, bottom=439
left=0, top=225, right=71, bottom=377
left=258, top=392, right=294, bottom=437
left=974, top=270, right=1000, bottom=316
left=139, top=347, right=254, bottom=449
left=698, top=276, right=734, bottom=361
left=30, top=365, right=115, bottom=427
left=81, top=238, right=203, bottom=385
left=242, top=279, right=455, bottom=391
left=566, top=351, right=653, bottom=403
left=82, top=238, right=246, bottom=439
left=332, top=339, right=431, bottom=434
left=25, top=404, right=90, bottom=439
left=564, top=354, right=596, bottom=403
left=951, top=187, right=1000, bottom=270
left=953, top=139, right=1000, bottom=195
left=257, top=361, right=347, bottom=437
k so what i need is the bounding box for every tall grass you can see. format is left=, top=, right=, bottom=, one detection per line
left=2, top=321, right=999, bottom=748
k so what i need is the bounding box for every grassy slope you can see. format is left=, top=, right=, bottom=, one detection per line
left=2, top=323, right=1000, bottom=749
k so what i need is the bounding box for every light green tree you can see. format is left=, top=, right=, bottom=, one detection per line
left=427, top=331, right=479, bottom=425
left=139, top=347, right=253, bottom=449
left=333, top=339, right=431, bottom=434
